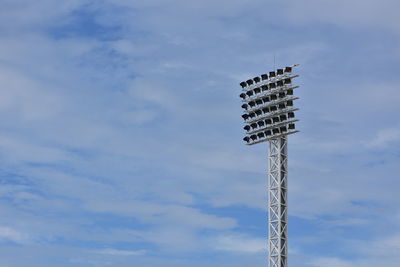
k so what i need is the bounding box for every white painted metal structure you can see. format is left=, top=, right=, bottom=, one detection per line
left=238, top=65, right=299, bottom=267
left=268, top=137, right=288, bottom=267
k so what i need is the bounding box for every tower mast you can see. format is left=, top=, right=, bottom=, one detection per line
left=238, top=65, right=300, bottom=266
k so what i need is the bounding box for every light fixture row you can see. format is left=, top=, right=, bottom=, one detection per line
left=241, top=100, right=298, bottom=122
left=243, top=124, right=298, bottom=145
left=239, top=78, right=296, bottom=99
left=244, top=112, right=297, bottom=133
left=240, top=66, right=294, bottom=89
left=241, top=92, right=298, bottom=112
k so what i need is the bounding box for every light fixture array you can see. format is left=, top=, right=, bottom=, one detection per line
left=239, top=65, right=300, bottom=145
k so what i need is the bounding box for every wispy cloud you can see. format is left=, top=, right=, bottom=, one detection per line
left=213, top=234, right=266, bottom=254
left=367, top=128, right=400, bottom=148
left=308, top=257, right=353, bottom=267
left=0, top=226, right=29, bottom=244
left=0, top=0, right=399, bottom=266
left=94, top=248, right=146, bottom=256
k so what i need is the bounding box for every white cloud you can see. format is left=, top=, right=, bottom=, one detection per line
left=94, top=248, right=146, bottom=256
left=128, top=78, right=178, bottom=111
left=0, top=0, right=89, bottom=33
left=359, top=234, right=400, bottom=260
left=0, top=226, right=29, bottom=244
left=84, top=200, right=237, bottom=230
left=367, top=128, right=400, bottom=148
left=213, top=234, right=266, bottom=254
left=0, top=65, right=66, bottom=121
left=282, top=0, right=400, bottom=34
left=0, top=0, right=399, bottom=266
left=306, top=234, right=400, bottom=267
left=308, top=257, right=354, bottom=267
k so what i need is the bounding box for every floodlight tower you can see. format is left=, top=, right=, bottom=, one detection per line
left=238, top=65, right=300, bottom=267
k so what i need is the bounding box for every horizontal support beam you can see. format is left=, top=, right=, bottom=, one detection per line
left=244, top=108, right=299, bottom=124
left=245, top=130, right=299, bottom=145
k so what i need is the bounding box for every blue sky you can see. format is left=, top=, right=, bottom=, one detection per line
left=0, top=0, right=399, bottom=266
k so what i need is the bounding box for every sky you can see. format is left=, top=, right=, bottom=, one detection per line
left=0, top=0, right=400, bottom=266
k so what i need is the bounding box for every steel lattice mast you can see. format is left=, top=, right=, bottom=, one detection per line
left=237, top=65, right=300, bottom=267
left=268, top=137, right=288, bottom=267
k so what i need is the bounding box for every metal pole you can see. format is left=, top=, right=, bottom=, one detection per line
left=268, top=137, right=288, bottom=267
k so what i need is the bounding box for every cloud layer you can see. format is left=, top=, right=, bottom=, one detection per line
left=0, top=0, right=399, bottom=266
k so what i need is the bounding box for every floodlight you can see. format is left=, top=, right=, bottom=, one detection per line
left=262, top=97, right=270, bottom=103
left=262, top=107, right=270, bottom=113
left=237, top=64, right=300, bottom=267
